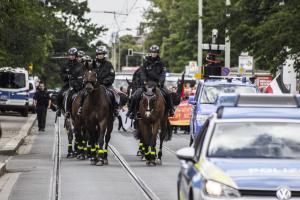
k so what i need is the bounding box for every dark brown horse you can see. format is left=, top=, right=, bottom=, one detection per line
left=81, top=69, right=114, bottom=165
left=137, top=81, right=172, bottom=165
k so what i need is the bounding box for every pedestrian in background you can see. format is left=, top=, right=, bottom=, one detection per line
left=33, top=82, right=51, bottom=132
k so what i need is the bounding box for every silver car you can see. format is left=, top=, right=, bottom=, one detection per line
left=177, top=94, right=300, bottom=200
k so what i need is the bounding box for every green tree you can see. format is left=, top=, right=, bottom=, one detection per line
left=0, top=0, right=107, bottom=88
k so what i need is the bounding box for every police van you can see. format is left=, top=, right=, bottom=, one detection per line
left=0, top=67, right=29, bottom=117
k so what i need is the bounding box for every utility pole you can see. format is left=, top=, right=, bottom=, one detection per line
left=225, top=0, right=231, bottom=68
left=91, top=10, right=128, bottom=71
left=198, top=0, right=203, bottom=68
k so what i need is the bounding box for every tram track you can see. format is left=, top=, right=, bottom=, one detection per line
left=109, top=144, right=160, bottom=200
left=49, top=116, right=61, bottom=200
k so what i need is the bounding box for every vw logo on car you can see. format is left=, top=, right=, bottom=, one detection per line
left=276, top=186, right=291, bottom=200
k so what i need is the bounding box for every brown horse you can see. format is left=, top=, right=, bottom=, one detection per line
left=138, top=81, right=172, bottom=165
left=81, top=69, right=114, bottom=165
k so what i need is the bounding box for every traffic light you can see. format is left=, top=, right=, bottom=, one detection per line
left=128, top=49, right=133, bottom=56
left=28, top=63, right=33, bottom=75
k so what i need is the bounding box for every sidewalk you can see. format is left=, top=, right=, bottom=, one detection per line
left=0, top=114, right=37, bottom=177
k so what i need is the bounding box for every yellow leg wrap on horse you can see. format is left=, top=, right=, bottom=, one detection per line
left=68, top=144, right=72, bottom=147
left=103, top=149, right=108, bottom=153
left=77, top=146, right=83, bottom=150
left=91, top=148, right=96, bottom=152
left=82, top=141, right=86, bottom=144
left=95, top=144, right=99, bottom=149
left=98, top=149, right=104, bottom=154
left=150, top=151, right=156, bottom=155
left=139, top=143, right=143, bottom=147
left=84, top=147, right=88, bottom=151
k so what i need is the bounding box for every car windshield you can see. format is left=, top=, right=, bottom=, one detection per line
left=0, top=72, right=26, bottom=89
left=200, top=85, right=257, bottom=104
left=208, top=122, right=300, bottom=159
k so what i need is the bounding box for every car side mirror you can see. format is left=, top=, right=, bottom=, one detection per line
left=176, top=147, right=195, bottom=163
left=188, top=96, right=196, bottom=105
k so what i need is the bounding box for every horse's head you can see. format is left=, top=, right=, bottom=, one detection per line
left=83, top=69, right=97, bottom=93
left=141, top=81, right=157, bottom=118
left=126, top=78, right=134, bottom=100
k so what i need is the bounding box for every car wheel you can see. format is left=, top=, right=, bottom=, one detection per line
left=189, top=188, right=194, bottom=200
left=21, top=108, right=28, bottom=117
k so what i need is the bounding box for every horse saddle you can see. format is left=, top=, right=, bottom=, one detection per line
left=63, top=88, right=79, bottom=114
left=106, top=88, right=120, bottom=105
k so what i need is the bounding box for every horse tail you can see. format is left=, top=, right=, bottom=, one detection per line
left=164, top=120, right=173, bottom=141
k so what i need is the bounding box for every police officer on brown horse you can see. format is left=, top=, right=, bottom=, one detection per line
left=56, top=47, right=84, bottom=117
left=126, top=45, right=174, bottom=119
left=78, top=46, right=119, bottom=116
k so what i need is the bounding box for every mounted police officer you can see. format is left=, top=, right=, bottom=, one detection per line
left=126, top=45, right=175, bottom=119
left=56, top=47, right=84, bottom=117
left=78, top=46, right=119, bottom=116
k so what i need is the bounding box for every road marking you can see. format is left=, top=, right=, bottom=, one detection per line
left=109, top=144, right=160, bottom=200
left=163, top=146, right=176, bottom=155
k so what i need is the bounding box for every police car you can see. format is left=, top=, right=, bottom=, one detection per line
left=28, top=77, right=38, bottom=113
left=189, top=76, right=258, bottom=143
left=177, top=94, right=300, bottom=200
left=0, top=67, right=29, bottom=117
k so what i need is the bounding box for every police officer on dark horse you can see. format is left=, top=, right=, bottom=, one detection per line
left=78, top=46, right=119, bottom=116
left=56, top=47, right=84, bottom=118
left=126, top=45, right=175, bottom=119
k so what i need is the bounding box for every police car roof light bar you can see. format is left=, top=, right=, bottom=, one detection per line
left=227, top=94, right=300, bottom=108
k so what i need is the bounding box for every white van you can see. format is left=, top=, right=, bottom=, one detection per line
left=0, top=67, right=29, bottom=117
left=28, top=78, right=37, bottom=113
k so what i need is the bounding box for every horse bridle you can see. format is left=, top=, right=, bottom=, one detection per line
left=143, top=92, right=156, bottom=113
left=84, top=70, right=97, bottom=88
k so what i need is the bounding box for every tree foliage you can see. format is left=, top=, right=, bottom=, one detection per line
left=0, top=0, right=106, bottom=87
left=141, top=0, right=300, bottom=73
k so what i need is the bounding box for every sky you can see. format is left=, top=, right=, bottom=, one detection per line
left=86, top=0, right=150, bottom=44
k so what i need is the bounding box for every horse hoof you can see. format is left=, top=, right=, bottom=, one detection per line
left=151, top=160, right=157, bottom=166
left=103, top=159, right=108, bottom=165
left=156, top=159, right=162, bottom=165
left=136, top=151, right=142, bottom=156
left=96, top=160, right=104, bottom=166
left=146, top=161, right=151, bottom=166
left=141, top=156, right=146, bottom=161
left=90, top=159, right=97, bottom=165
left=67, top=152, right=74, bottom=158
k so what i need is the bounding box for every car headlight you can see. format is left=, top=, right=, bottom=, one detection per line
left=196, top=114, right=209, bottom=124
left=205, top=180, right=240, bottom=198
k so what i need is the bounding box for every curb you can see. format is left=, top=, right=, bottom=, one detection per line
left=0, top=162, right=5, bottom=177
left=0, top=115, right=37, bottom=155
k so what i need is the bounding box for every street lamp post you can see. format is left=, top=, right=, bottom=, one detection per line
left=225, top=0, right=231, bottom=68
left=198, top=0, right=203, bottom=68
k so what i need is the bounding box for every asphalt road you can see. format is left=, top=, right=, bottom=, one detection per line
left=1, top=111, right=190, bottom=200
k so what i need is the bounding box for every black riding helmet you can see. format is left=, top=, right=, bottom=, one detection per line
left=149, top=45, right=160, bottom=53
left=68, top=47, right=78, bottom=56
left=96, top=46, right=108, bottom=55
left=77, top=50, right=85, bottom=58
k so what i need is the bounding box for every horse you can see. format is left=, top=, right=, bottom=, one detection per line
left=137, top=81, right=172, bottom=165
left=81, top=69, right=114, bottom=166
